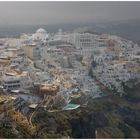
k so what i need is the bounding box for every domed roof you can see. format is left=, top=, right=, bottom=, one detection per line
left=36, top=28, right=47, bottom=33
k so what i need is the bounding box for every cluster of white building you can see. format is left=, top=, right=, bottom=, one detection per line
left=0, top=26, right=140, bottom=100
left=93, top=36, right=140, bottom=94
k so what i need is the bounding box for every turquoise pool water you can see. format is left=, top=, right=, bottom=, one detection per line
left=63, top=103, right=80, bottom=110
left=100, top=92, right=106, bottom=96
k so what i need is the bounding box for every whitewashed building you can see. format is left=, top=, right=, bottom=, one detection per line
left=2, top=71, right=32, bottom=90
left=33, top=28, right=48, bottom=41
left=52, top=31, right=98, bottom=56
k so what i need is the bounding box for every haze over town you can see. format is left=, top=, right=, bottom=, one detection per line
left=0, top=1, right=140, bottom=139
left=0, top=2, right=140, bottom=25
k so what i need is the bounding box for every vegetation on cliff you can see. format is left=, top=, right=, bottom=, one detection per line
left=0, top=82, right=140, bottom=138
left=32, top=92, right=140, bottom=138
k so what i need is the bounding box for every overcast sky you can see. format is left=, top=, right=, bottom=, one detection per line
left=0, top=2, right=140, bottom=25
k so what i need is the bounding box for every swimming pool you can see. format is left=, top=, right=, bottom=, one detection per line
left=63, top=103, right=80, bottom=110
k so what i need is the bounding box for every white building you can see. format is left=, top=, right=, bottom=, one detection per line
left=2, top=71, right=32, bottom=90
left=33, top=28, right=48, bottom=41
left=22, top=44, right=42, bottom=61
left=5, top=38, right=24, bottom=48
left=2, top=76, right=21, bottom=90
left=52, top=31, right=97, bottom=56
left=10, top=57, right=24, bottom=67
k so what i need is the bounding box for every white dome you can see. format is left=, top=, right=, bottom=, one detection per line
left=36, top=28, right=47, bottom=33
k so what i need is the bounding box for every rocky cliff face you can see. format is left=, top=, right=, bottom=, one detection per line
left=1, top=82, right=140, bottom=138
left=32, top=92, right=140, bottom=138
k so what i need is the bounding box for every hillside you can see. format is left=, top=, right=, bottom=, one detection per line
left=32, top=88, right=140, bottom=138
left=0, top=81, right=140, bottom=138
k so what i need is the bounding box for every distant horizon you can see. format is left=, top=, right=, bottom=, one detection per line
left=0, top=19, right=140, bottom=45
left=0, top=17, right=140, bottom=26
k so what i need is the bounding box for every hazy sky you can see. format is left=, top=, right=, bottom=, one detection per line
left=0, top=2, right=140, bottom=25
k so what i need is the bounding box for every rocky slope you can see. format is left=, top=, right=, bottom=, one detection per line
left=32, top=91, right=140, bottom=138
left=1, top=82, right=140, bottom=138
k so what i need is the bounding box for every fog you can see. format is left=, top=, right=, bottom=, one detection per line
left=0, top=2, right=140, bottom=25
